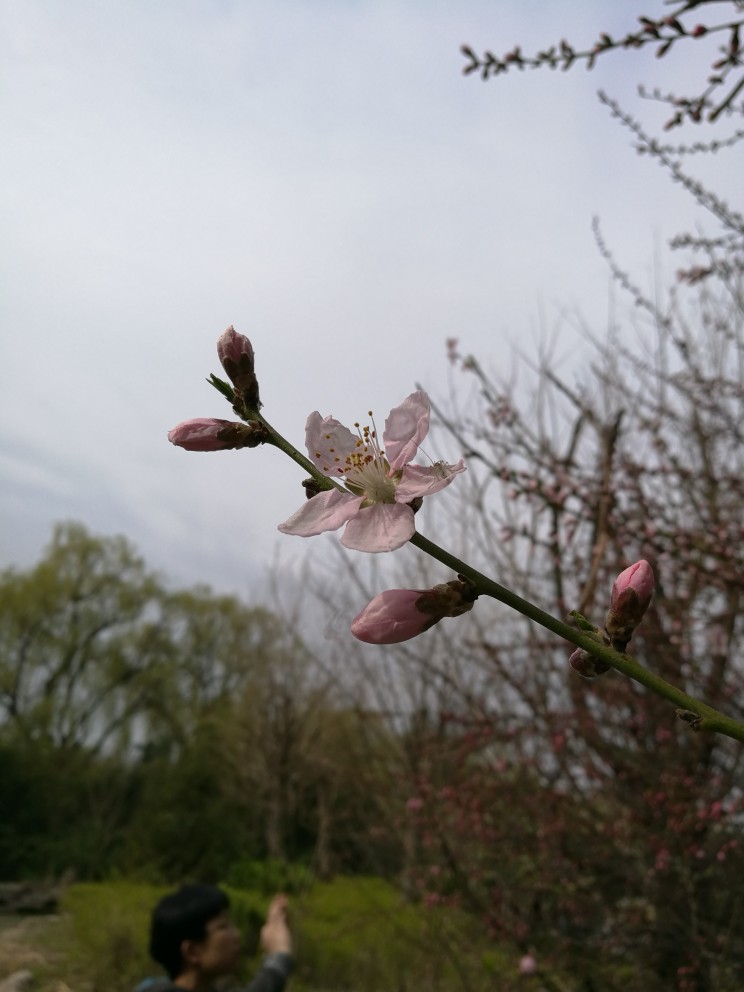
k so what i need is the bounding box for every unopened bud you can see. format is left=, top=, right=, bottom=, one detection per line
left=217, top=326, right=261, bottom=410
left=569, top=647, right=610, bottom=680
left=351, top=578, right=478, bottom=645
left=168, top=418, right=268, bottom=451
left=605, top=559, right=654, bottom=650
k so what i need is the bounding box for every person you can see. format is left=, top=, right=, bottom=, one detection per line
left=137, top=885, right=293, bottom=992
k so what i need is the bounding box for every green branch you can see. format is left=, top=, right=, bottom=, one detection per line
left=410, top=533, right=744, bottom=744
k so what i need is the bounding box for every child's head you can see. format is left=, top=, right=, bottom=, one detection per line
left=149, top=884, right=240, bottom=981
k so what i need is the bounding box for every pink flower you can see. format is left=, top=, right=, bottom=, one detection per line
left=518, top=954, right=537, bottom=976
left=168, top=418, right=268, bottom=451
left=351, top=580, right=478, bottom=644
left=278, top=391, right=465, bottom=552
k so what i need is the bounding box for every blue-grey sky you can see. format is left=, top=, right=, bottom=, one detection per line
left=1, top=1, right=738, bottom=596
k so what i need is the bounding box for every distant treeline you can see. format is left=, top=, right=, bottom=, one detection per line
left=0, top=522, right=398, bottom=882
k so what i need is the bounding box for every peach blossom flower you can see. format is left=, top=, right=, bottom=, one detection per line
left=279, top=391, right=464, bottom=553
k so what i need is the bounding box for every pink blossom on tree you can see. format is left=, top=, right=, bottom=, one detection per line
left=278, top=391, right=465, bottom=552
left=519, top=953, right=538, bottom=976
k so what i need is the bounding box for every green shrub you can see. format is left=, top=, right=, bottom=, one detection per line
left=290, top=876, right=505, bottom=992
left=58, top=882, right=165, bottom=992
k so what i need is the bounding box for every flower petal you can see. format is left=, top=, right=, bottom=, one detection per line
left=340, top=502, right=415, bottom=553
left=394, top=459, right=466, bottom=501
left=305, top=412, right=359, bottom=479
left=278, top=489, right=361, bottom=537
left=383, top=391, right=430, bottom=470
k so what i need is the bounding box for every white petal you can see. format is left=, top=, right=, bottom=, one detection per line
left=340, top=502, right=415, bottom=553
left=305, top=412, right=358, bottom=478
left=383, top=391, right=430, bottom=470
left=278, top=489, right=361, bottom=537
left=395, top=460, right=466, bottom=501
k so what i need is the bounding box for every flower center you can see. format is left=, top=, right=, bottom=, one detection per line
left=344, top=416, right=396, bottom=504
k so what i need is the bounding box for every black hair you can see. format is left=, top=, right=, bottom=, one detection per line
left=149, top=884, right=230, bottom=979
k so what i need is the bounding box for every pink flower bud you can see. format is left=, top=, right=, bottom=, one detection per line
left=605, top=559, right=655, bottom=649
left=217, top=325, right=260, bottom=410
left=351, top=579, right=478, bottom=645
left=168, top=418, right=267, bottom=451
left=351, top=589, right=437, bottom=644
left=612, top=559, right=654, bottom=607
left=217, top=325, right=254, bottom=369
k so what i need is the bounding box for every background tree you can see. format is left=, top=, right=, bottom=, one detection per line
left=0, top=521, right=162, bottom=752
left=0, top=523, right=387, bottom=881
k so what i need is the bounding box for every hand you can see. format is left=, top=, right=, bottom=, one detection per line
left=260, top=894, right=292, bottom=956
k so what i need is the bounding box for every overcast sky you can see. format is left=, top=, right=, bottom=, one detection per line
left=2, top=1, right=739, bottom=600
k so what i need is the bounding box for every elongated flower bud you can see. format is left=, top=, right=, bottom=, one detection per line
left=168, top=418, right=267, bottom=451
left=217, top=325, right=261, bottom=410
left=352, top=589, right=435, bottom=644
left=351, top=578, right=478, bottom=645
left=605, top=559, right=654, bottom=650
